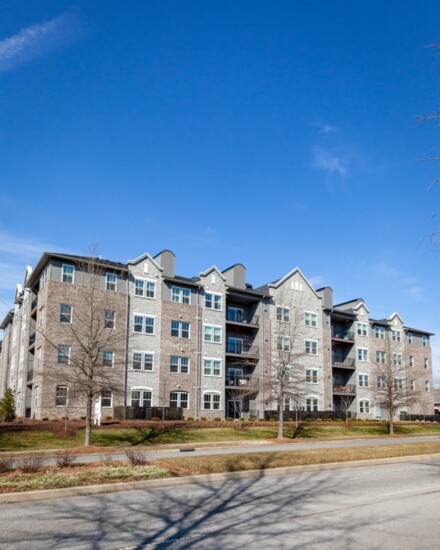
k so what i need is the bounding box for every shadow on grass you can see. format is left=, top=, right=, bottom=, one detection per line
left=92, top=425, right=179, bottom=447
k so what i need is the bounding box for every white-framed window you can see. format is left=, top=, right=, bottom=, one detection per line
left=39, top=306, right=44, bottom=327
left=102, top=390, right=113, bottom=408
left=376, top=351, right=386, bottom=364
left=171, top=286, right=191, bottom=304
left=204, top=358, right=222, bottom=377
left=36, top=347, right=42, bottom=368
left=357, top=322, right=368, bottom=336
left=134, top=314, right=155, bottom=334
left=357, top=348, right=368, bottom=362
left=358, top=374, right=369, bottom=387
left=132, top=352, right=154, bottom=371
left=40, top=268, right=48, bottom=289
left=411, top=380, right=416, bottom=391
left=394, top=378, right=403, bottom=390
left=170, top=391, right=189, bottom=409
left=422, top=336, right=428, bottom=347
left=205, top=292, right=222, bottom=311
left=425, top=380, right=430, bottom=392
left=407, top=332, right=413, bottom=344
left=34, top=386, right=39, bottom=408
left=392, top=329, right=401, bottom=342
left=170, top=356, right=189, bottom=374
left=131, top=388, right=152, bottom=407
left=291, top=280, right=303, bottom=292
left=60, top=303, right=72, bottom=324
left=424, top=358, right=429, bottom=369
left=392, top=353, right=402, bottom=367
left=359, top=400, right=370, bottom=414
left=277, top=307, right=290, bottom=322
left=305, top=312, right=318, bottom=328
left=305, top=340, right=318, bottom=355
left=62, top=264, right=74, bottom=284
left=106, top=273, right=117, bottom=292
left=103, top=351, right=114, bottom=367
left=377, top=376, right=386, bottom=389
left=55, top=386, right=68, bottom=407
left=135, top=278, right=156, bottom=299
left=374, top=326, right=385, bottom=339
left=104, top=310, right=116, bottom=329
left=306, top=369, right=318, bottom=383
left=277, top=336, right=291, bottom=352
left=284, top=397, right=293, bottom=411
left=409, top=355, right=414, bottom=367
left=227, top=337, right=243, bottom=354
left=203, top=392, right=221, bottom=410
left=57, top=345, right=71, bottom=364
left=204, top=324, right=222, bottom=343
left=171, top=320, right=190, bottom=339
left=306, top=397, right=318, bottom=412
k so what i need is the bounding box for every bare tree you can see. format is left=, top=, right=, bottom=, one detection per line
left=37, top=254, right=126, bottom=446
left=338, top=393, right=354, bottom=427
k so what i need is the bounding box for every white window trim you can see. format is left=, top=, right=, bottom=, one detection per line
left=305, top=339, right=318, bottom=355
left=62, top=264, right=75, bottom=284
left=170, top=355, right=190, bottom=374
left=356, top=322, right=368, bottom=337
left=357, top=347, right=368, bottom=362
left=358, top=373, right=370, bottom=387
left=103, top=350, right=115, bottom=368
left=170, top=390, right=189, bottom=409
left=359, top=399, right=370, bottom=414
left=304, top=311, right=318, bottom=328
left=101, top=390, right=113, bottom=408
left=203, top=390, right=222, bottom=410
left=204, top=291, right=223, bottom=311
left=55, top=385, right=69, bottom=407
left=171, top=286, right=191, bottom=304
left=276, top=306, right=290, bottom=322
left=305, top=395, right=319, bottom=412
left=171, top=320, right=191, bottom=339
left=104, top=310, right=116, bottom=330
left=305, top=369, right=319, bottom=384
left=133, top=313, right=156, bottom=335
left=131, top=350, right=155, bottom=372
left=106, top=272, right=118, bottom=292
left=134, top=277, right=156, bottom=299
left=203, top=357, right=223, bottom=377
left=59, top=303, right=73, bottom=324
left=204, top=324, right=223, bottom=344
left=130, top=387, right=153, bottom=406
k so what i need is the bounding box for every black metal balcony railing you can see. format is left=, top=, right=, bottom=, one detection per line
left=332, top=358, right=356, bottom=369
left=226, top=311, right=259, bottom=326
left=226, top=374, right=259, bottom=388
left=333, top=384, right=356, bottom=395
left=29, top=332, right=36, bottom=347
left=331, top=328, right=354, bottom=341
left=226, top=341, right=259, bottom=357
left=26, top=370, right=34, bottom=382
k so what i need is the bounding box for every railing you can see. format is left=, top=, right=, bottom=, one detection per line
left=332, top=328, right=354, bottom=341
left=28, top=332, right=36, bottom=347
left=226, top=311, right=259, bottom=326
left=31, top=299, right=38, bottom=311
left=332, top=359, right=356, bottom=369
left=226, top=341, right=259, bottom=357
left=225, top=374, right=259, bottom=388
left=333, top=384, right=356, bottom=395
left=26, top=370, right=34, bottom=382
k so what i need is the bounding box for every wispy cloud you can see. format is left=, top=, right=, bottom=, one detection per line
left=0, top=10, right=83, bottom=72
left=313, top=121, right=337, bottom=135
left=407, top=286, right=423, bottom=299
left=312, top=148, right=348, bottom=176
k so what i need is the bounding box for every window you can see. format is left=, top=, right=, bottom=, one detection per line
left=358, top=374, right=369, bottom=387
left=102, top=390, right=113, bottom=408
left=422, top=336, right=428, bottom=347
left=34, top=386, right=39, bottom=408
left=227, top=307, right=243, bottom=322
left=62, top=264, right=74, bottom=284
left=104, top=310, right=115, bottom=329
left=411, top=380, right=416, bottom=391
left=170, top=391, right=189, bottom=409
left=205, top=292, right=222, bottom=310
left=377, top=376, right=386, bottom=389
left=170, top=356, right=189, bottom=374
left=204, top=325, right=222, bottom=343
left=55, top=386, right=68, bottom=407
left=277, top=307, right=290, bottom=322
left=277, top=336, right=291, bottom=352
left=37, top=347, right=42, bottom=368
left=132, top=352, right=154, bottom=371
left=131, top=389, right=152, bottom=407
left=306, top=397, right=318, bottom=412
left=409, top=355, right=414, bottom=367
left=374, top=326, right=385, bottom=339
left=204, top=392, right=221, bottom=410
left=392, top=329, right=401, bottom=342
left=357, top=348, right=368, bottom=362
left=135, top=278, right=156, bottom=299
left=106, top=273, right=117, bottom=291
left=359, top=400, right=370, bottom=414
left=40, top=268, right=48, bottom=289
left=284, top=397, right=292, bottom=411
left=357, top=322, right=368, bottom=336
left=376, top=351, right=386, bottom=364
left=424, top=358, right=429, bottom=369
left=171, top=320, right=190, bottom=339
left=306, top=369, right=318, bottom=383
left=305, top=312, right=318, bottom=328
left=59, top=303, right=72, bottom=323
left=57, top=345, right=71, bottom=364
left=394, top=378, right=403, bottom=390
left=103, top=351, right=114, bottom=367
left=134, top=314, right=155, bottom=334
left=425, top=380, right=430, bottom=392
left=407, top=332, right=413, bottom=344
left=39, top=307, right=44, bottom=327
left=393, top=353, right=402, bottom=367
left=305, top=340, right=318, bottom=355
left=172, top=286, right=191, bottom=304
left=204, top=359, right=222, bottom=377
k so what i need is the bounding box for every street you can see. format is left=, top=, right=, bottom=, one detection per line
left=1, top=458, right=439, bottom=549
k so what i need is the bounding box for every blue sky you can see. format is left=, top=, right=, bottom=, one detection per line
left=1, top=1, right=440, bottom=381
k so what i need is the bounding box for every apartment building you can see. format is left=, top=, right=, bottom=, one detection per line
left=0, top=249, right=434, bottom=421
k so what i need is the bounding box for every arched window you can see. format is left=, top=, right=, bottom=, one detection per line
left=203, top=391, right=221, bottom=410
left=130, top=387, right=152, bottom=407
left=170, top=391, right=189, bottom=409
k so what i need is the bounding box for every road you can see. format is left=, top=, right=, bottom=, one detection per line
left=1, top=458, right=440, bottom=549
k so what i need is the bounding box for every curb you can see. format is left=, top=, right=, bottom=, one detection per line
left=2, top=452, right=440, bottom=505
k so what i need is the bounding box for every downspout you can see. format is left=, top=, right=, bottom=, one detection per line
left=124, top=273, right=130, bottom=408
left=195, top=286, right=201, bottom=420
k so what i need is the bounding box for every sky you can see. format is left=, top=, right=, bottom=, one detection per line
left=1, top=1, right=440, bottom=381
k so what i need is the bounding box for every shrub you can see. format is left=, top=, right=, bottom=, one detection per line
left=336, top=418, right=344, bottom=422
left=347, top=417, right=355, bottom=422
left=151, top=417, right=161, bottom=422
left=327, top=418, right=334, bottom=422
left=105, top=416, right=112, bottom=421
left=186, top=417, right=194, bottom=421
left=56, top=451, right=76, bottom=468
left=305, top=418, right=313, bottom=422
left=125, top=450, right=149, bottom=466
left=239, top=417, right=245, bottom=421
left=268, top=417, right=276, bottom=422
left=225, top=417, right=233, bottom=421
left=19, top=454, right=44, bottom=473
left=0, top=388, right=16, bottom=422
left=213, top=417, right=221, bottom=422
left=316, top=418, right=323, bottom=422
left=42, top=417, right=49, bottom=421
left=0, top=456, right=15, bottom=473
left=200, top=417, right=208, bottom=422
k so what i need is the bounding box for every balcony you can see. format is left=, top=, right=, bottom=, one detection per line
left=226, top=340, right=259, bottom=359
left=332, top=358, right=356, bottom=370
left=28, top=332, right=36, bottom=348
left=26, top=370, right=34, bottom=383
left=226, top=310, right=259, bottom=329
left=333, top=384, right=356, bottom=396
left=331, top=328, right=354, bottom=344
left=226, top=374, right=259, bottom=389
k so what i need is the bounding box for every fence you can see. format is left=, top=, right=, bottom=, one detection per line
left=400, top=413, right=440, bottom=423
left=113, top=406, right=183, bottom=421
left=264, top=410, right=354, bottom=421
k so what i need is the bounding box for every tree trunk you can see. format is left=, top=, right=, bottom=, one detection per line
left=278, top=397, right=284, bottom=439
left=85, top=398, right=92, bottom=446
left=388, top=411, right=394, bottom=435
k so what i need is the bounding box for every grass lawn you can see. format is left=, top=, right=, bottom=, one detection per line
left=2, top=423, right=440, bottom=452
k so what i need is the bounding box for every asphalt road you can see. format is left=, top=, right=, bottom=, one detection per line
left=1, top=458, right=440, bottom=549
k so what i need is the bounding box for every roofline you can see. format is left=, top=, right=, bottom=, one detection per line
left=333, top=298, right=364, bottom=308
left=0, top=309, right=14, bottom=330
left=199, top=265, right=227, bottom=281
left=267, top=267, right=322, bottom=299
left=127, top=251, right=163, bottom=271
left=222, top=263, right=246, bottom=273
left=163, top=276, right=200, bottom=288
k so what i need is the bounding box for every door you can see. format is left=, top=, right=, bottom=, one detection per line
left=228, top=399, right=242, bottom=419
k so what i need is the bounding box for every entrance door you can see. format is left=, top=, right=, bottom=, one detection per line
left=228, top=399, right=242, bottom=419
